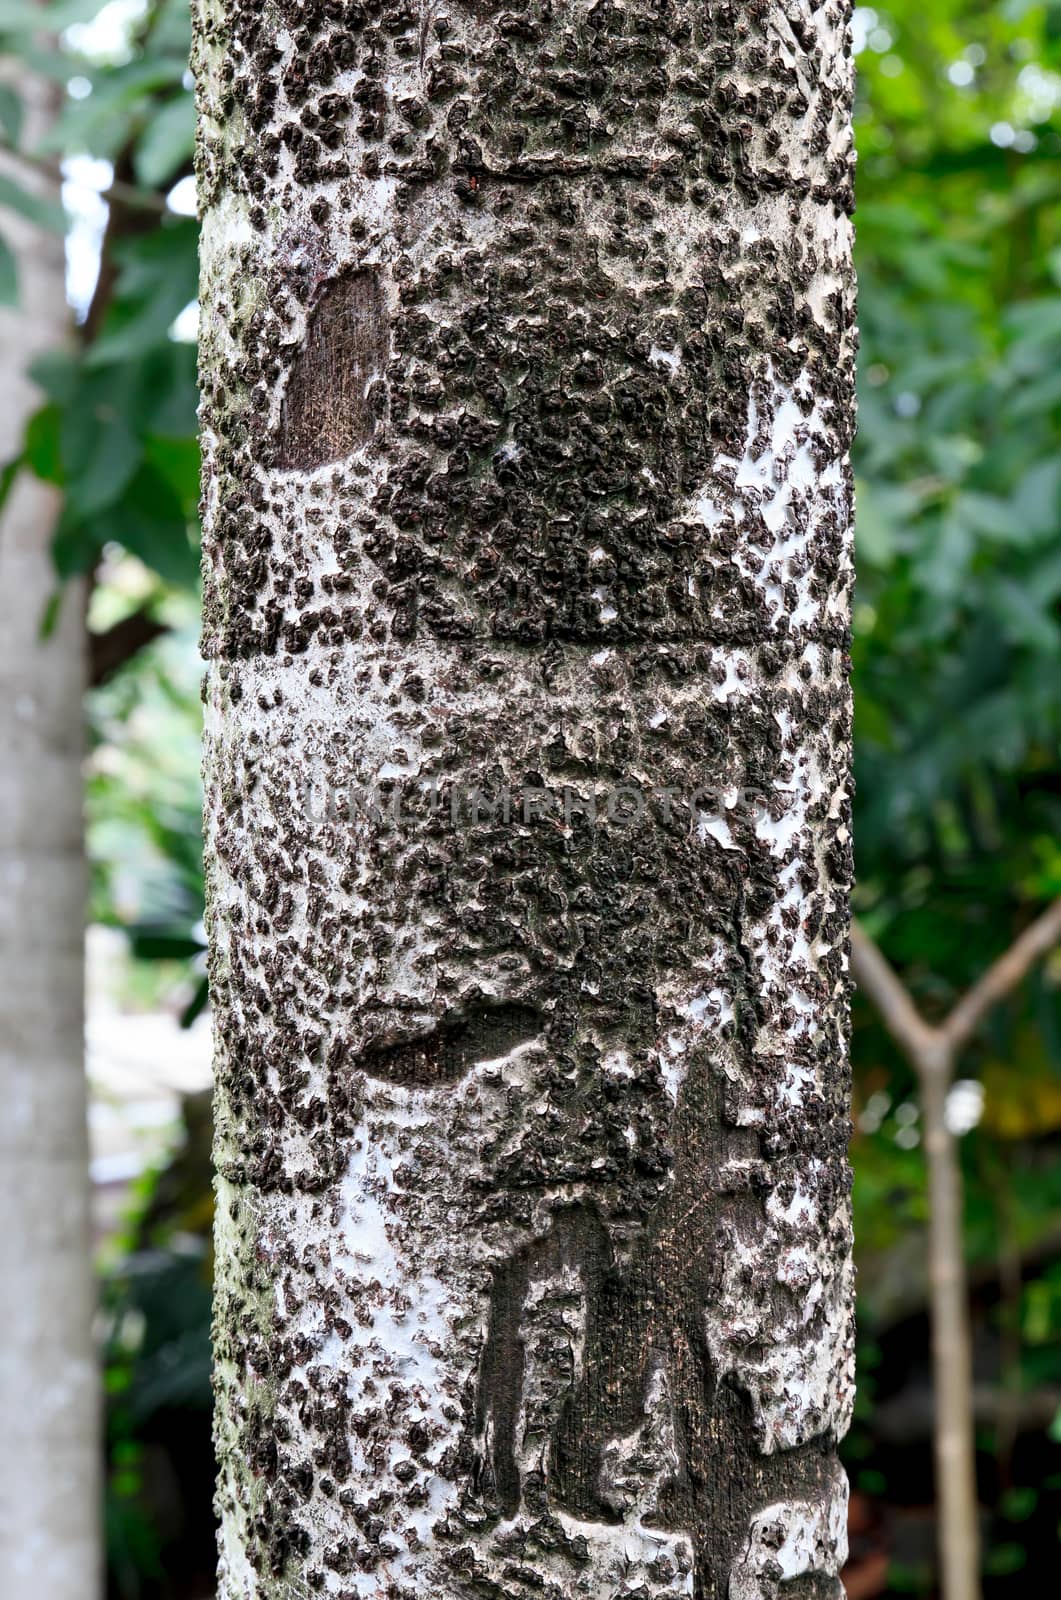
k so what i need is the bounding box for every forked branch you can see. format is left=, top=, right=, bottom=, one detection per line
left=849, top=899, right=1061, bottom=1600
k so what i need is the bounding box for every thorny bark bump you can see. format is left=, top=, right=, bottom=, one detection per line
left=195, top=2, right=857, bottom=1596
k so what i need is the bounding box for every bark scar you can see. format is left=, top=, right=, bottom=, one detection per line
left=356, top=1001, right=542, bottom=1088
left=276, top=268, right=388, bottom=471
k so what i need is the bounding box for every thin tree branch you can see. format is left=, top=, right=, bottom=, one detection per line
left=850, top=899, right=1061, bottom=1070
left=940, top=897, right=1061, bottom=1054
left=851, top=902, right=1061, bottom=1600
left=919, top=1064, right=980, bottom=1600
left=1, top=141, right=169, bottom=214
left=89, top=606, right=168, bottom=685
left=874, top=1382, right=1061, bottom=1445
left=101, top=171, right=172, bottom=214
left=849, top=919, right=939, bottom=1066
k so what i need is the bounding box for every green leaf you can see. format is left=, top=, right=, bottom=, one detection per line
left=854, top=479, right=898, bottom=568
left=28, top=349, right=80, bottom=404
left=101, top=462, right=200, bottom=589
left=143, top=433, right=199, bottom=516
left=51, top=503, right=100, bottom=579
left=0, top=453, right=21, bottom=513
left=40, top=58, right=190, bottom=161
left=125, top=341, right=198, bottom=436
left=127, top=925, right=205, bottom=961
left=87, top=220, right=199, bottom=366
left=24, top=404, right=64, bottom=484
left=1004, top=297, right=1061, bottom=347
left=1000, top=1486, right=1038, bottom=1523
left=0, top=232, right=16, bottom=304
left=1013, top=459, right=1061, bottom=540
left=0, top=172, right=64, bottom=232
left=62, top=410, right=142, bottom=518
left=134, top=95, right=195, bottom=190
left=956, top=492, right=1019, bottom=542
left=179, top=974, right=210, bottom=1029
left=0, top=84, right=22, bottom=146
left=1005, top=368, right=1061, bottom=422
left=991, top=578, right=1060, bottom=657
left=38, top=589, right=62, bottom=640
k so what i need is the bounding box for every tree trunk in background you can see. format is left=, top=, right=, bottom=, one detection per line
left=0, top=72, right=100, bottom=1600
left=196, top=2, right=856, bottom=1595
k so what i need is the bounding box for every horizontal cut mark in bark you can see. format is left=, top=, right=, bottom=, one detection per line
left=276, top=269, right=388, bottom=472
left=357, top=1001, right=541, bottom=1088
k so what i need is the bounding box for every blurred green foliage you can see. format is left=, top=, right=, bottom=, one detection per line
left=848, top=2, right=1061, bottom=1588
left=100, top=1110, right=214, bottom=1598
left=3, top=0, right=1061, bottom=1594
left=0, top=0, right=199, bottom=593
left=850, top=0, right=1061, bottom=1296
left=87, top=606, right=207, bottom=1024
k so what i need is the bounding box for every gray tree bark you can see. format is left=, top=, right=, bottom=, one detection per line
left=0, top=71, right=100, bottom=1600
left=196, top=2, right=857, bottom=1596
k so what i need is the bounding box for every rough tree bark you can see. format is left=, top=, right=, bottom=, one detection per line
left=195, top=2, right=857, bottom=1596
left=0, top=70, right=100, bottom=1600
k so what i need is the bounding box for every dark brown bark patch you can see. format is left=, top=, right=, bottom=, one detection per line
left=276, top=269, right=388, bottom=471
left=476, top=1203, right=612, bottom=1518
left=357, top=1001, right=542, bottom=1088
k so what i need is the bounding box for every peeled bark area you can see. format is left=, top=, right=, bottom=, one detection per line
left=196, top=1, right=857, bottom=1595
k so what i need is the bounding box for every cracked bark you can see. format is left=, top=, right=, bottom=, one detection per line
left=195, top=1, right=857, bottom=1596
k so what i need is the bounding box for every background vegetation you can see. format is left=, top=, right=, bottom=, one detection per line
left=2, top=0, right=1061, bottom=1593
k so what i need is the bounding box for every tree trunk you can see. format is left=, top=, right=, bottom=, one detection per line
left=196, top=2, right=857, bottom=1595
left=0, top=72, right=100, bottom=1600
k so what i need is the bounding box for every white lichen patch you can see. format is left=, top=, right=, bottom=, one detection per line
left=728, top=1462, right=849, bottom=1599
left=687, top=362, right=853, bottom=637
left=703, top=1201, right=854, bottom=1455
